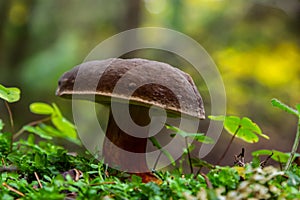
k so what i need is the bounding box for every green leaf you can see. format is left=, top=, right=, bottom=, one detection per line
left=207, top=166, right=240, bottom=190
left=296, top=104, right=300, bottom=114
left=149, top=136, right=175, bottom=166
left=165, top=124, right=214, bottom=144
left=208, top=115, right=225, bottom=121
left=26, top=123, right=80, bottom=145
left=0, top=119, right=4, bottom=131
left=184, top=144, right=195, bottom=153
left=52, top=116, right=76, bottom=138
left=29, top=102, right=79, bottom=144
left=30, top=102, right=54, bottom=115
left=237, top=129, right=259, bottom=143
left=210, top=115, right=269, bottom=143
left=16, top=140, right=48, bottom=154
left=46, top=120, right=80, bottom=145
left=23, top=125, right=53, bottom=140
left=224, top=116, right=241, bottom=135
left=251, top=156, right=261, bottom=168
left=252, top=149, right=300, bottom=163
left=149, top=136, right=162, bottom=149
left=240, top=117, right=269, bottom=140
left=286, top=171, right=300, bottom=186
left=0, top=84, right=21, bottom=103
left=51, top=103, right=76, bottom=139
left=34, top=153, right=45, bottom=167
left=27, top=133, right=35, bottom=145
left=131, top=174, right=142, bottom=184
left=165, top=124, right=187, bottom=137
left=271, top=98, right=298, bottom=116
left=0, top=132, right=11, bottom=155
left=191, top=158, right=215, bottom=169
left=38, top=123, right=63, bottom=137
left=191, top=134, right=215, bottom=144
left=52, top=103, right=63, bottom=118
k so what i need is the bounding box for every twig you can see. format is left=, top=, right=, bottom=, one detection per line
left=234, top=148, right=245, bottom=167
left=0, top=166, right=18, bottom=172
left=239, top=148, right=245, bottom=162
left=34, top=172, right=43, bottom=188
left=260, top=152, right=273, bottom=168
left=217, top=125, right=241, bottom=165
left=200, top=173, right=212, bottom=189
left=13, top=117, right=51, bottom=140
left=2, top=182, right=25, bottom=197
left=4, top=101, right=14, bottom=152
left=196, top=167, right=202, bottom=176
left=4, top=101, right=14, bottom=132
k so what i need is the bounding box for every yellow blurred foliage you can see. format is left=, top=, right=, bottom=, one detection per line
left=216, top=42, right=300, bottom=88
left=9, top=2, right=29, bottom=26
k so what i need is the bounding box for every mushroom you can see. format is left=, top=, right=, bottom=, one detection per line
left=56, top=58, right=205, bottom=175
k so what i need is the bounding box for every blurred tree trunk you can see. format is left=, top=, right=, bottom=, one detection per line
left=119, top=0, right=142, bottom=59
left=0, top=1, right=11, bottom=81
left=123, top=0, right=142, bottom=30
left=0, top=0, right=36, bottom=84
left=0, top=1, right=10, bottom=46
left=0, top=0, right=36, bottom=131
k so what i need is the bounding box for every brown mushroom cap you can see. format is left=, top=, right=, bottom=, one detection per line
left=56, top=58, right=205, bottom=119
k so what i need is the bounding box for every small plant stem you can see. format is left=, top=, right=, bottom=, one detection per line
left=260, top=152, right=273, bottom=168
left=89, top=181, right=116, bottom=186
left=285, top=118, right=300, bottom=171
left=278, top=157, right=283, bottom=171
left=217, top=125, right=241, bottom=165
left=200, top=173, right=212, bottom=189
left=34, top=172, right=43, bottom=188
left=13, top=117, right=51, bottom=140
left=2, top=182, right=25, bottom=197
left=4, top=101, right=14, bottom=151
left=196, top=167, right=202, bottom=176
left=4, top=101, right=14, bottom=132
left=185, top=137, right=193, bottom=174
left=152, top=151, right=163, bottom=171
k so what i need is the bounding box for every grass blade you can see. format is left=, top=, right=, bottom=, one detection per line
left=271, top=98, right=298, bottom=116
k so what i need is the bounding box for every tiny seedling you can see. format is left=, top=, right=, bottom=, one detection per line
left=209, top=115, right=269, bottom=164
left=149, top=124, right=214, bottom=174
left=0, top=84, right=21, bottom=150
left=149, top=136, right=176, bottom=171
left=165, top=124, right=214, bottom=173
left=271, top=98, right=300, bottom=171
left=14, top=102, right=80, bottom=145
left=252, top=149, right=300, bottom=169
left=0, top=84, right=21, bottom=104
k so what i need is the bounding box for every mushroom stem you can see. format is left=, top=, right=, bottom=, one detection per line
left=103, top=104, right=150, bottom=173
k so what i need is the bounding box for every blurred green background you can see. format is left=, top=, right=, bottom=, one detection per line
left=0, top=0, right=299, bottom=165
